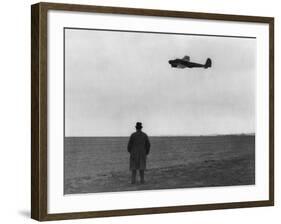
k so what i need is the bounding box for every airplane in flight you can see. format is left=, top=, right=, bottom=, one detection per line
left=168, top=56, right=212, bottom=69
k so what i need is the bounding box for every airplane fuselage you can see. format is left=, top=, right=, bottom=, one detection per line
left=169, top=59, right=205, bottom=68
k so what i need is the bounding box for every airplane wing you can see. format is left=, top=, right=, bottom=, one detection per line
left=182, top=56, right=190, bottom=62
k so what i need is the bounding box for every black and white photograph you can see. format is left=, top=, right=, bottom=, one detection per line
left=64, top=28, right=256, bottom=194
left=29, top=2, right=275, bottom=220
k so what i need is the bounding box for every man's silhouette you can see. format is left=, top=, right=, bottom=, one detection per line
left=127, top=122, right=150, bottom=184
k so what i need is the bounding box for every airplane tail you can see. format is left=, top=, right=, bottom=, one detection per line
left=204, top=58, right=212, bottom=68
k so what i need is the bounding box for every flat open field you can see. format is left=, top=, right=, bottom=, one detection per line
left=64, top=135, right=255, bottom=194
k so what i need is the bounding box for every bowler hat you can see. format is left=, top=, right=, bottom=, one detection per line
left=135, top=122, right=143, bottom=129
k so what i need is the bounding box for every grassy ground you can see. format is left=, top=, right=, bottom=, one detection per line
left=64, top=135, right=255, bottom=194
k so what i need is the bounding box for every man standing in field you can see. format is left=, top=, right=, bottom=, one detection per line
left=127, top=122, right=151, bottom=184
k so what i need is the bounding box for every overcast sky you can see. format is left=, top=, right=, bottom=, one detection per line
left=65, top=28, right=256, bottom=137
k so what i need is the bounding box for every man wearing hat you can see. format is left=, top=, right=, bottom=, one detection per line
left=127, top=122, right=151, bottom=184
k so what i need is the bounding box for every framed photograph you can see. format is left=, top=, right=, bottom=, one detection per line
left=31, top=2, right=274, bottom=221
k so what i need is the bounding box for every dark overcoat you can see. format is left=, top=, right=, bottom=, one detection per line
left=127, top=131, right=150, bottom=170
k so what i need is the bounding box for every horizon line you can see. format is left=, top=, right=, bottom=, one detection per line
left=65, top=133, right=255, bottom=138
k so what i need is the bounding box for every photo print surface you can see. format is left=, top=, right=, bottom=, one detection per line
left=64, top=28, right=256, bottom=194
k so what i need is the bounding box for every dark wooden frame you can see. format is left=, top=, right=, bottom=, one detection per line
left=31, top=2, right=274, bottom=221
